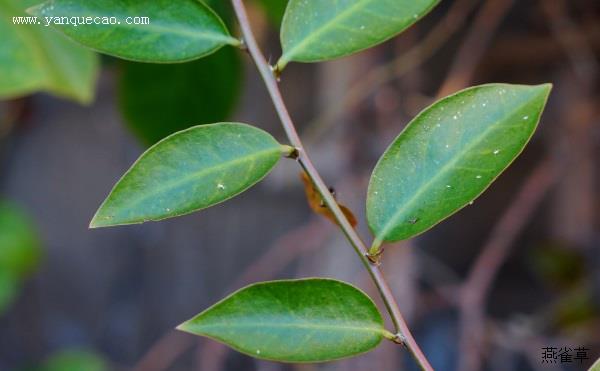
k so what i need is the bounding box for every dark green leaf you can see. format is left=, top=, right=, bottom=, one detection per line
left=118, top=47, right=242, bottom=146
left=255, top=0, right=288, bottom=27
left=0, top=0, right=98, bottom=103
left=0, top=200, right=40, bottom=314
left=367, top=84, right=552, bottom=247
left=42, top=350, right=107, bottom=371
left=277, top=0, right=439, bottom=69
left=27, top=0, right=239, bottom=63
left=0, top=201, right=40, bottom=278
left=90, top=123, right=285, bottom=228
left=178, top=278, right=388, bottom=362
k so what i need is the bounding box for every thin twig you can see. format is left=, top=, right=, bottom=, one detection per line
left=457, top=159, right=559, bottom=371
left=230, top=1, right=433, bottom=369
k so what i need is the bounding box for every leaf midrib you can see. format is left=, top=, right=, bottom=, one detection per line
left=111, top=147, right=279, bottom=213
left=374, top=95, right=539, bottom=243
left=193, top=321, right=385, bottom=335
left=280, top=0, right=372, bottom=63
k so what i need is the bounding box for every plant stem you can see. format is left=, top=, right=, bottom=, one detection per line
left=230, top=1, right=433, bottom=370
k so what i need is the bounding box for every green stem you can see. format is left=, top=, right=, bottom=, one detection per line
left=229, top=1, right=433, bottom=370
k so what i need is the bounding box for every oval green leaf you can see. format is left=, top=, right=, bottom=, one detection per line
left=277, top=0, right=439, bottom=69
left=0, top=0, right=98, bottom=103
left=177, top=278, right=388, bottom=363
left=118, top=47, right=242, bottom=146
left=27, top=0, right=239, bottom=63
left=90, top=123, right=285, bottom=228
left=367, top=83, right=552, bottom=247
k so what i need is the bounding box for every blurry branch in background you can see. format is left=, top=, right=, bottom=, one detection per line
left=303, top=0, right=479, bottom=143
left=539, top=0, right=598, bottom=84
left=457, top=159, right=560, bottom=371
left=133, top=331, right=195, bottom=371
left=435, top=0, right=514, bottom=98
left=539, top=0, right=598, bottom=249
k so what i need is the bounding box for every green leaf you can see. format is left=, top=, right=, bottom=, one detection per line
left=0, top=0, right=98, bottom=103
left=118, top=47, right=242, bottom=146
left=255, top=0, right=288, bottom=27
left=0, top=200, right=40, bottom=314
left=177, top=278, right=388, bottom=363
left=277, top=0, right=439, bottom=69
left=42, top=349, right=107, bottom=371
left=367, top=83, right=552, bottom=247
left=90, top=123, right=285, bottom=228
left=0, top=201, right=40, bottom=278
left=590, top=357, right=600, bottom=371
left=27, top=0, right=240, bottom=63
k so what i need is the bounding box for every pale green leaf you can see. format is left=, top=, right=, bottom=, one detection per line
left=178, top=278, right=388, bottom=362
left=27, top=0, right=239, bottom=63
left=0, top=0, right=98, bottom=103
left=90, top=123, right=285, bottom=228
left=277, top=0, right=439, bottom=69
left=367, top=83, right=552, bottom=247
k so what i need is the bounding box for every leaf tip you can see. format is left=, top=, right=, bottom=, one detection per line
left=88, top=209, right=114, bottom=229
left=175, top=319, right=199, bottom=335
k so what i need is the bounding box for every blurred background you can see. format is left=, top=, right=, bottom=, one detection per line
left=1, top=0, right=599, bottom=370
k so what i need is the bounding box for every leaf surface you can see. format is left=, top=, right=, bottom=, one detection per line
left=367, top=84, right=552, bottom=246
left=90, top=123, right=284, bottom=228
left=118, top=47, right=242, bottom=145
left=178, top=278, right=387, bottom=362
left=277, top=0, right=439, bottom=69
left=27, top=0, right=239, bottom=63
left=0, top=0, right=98, bottom=103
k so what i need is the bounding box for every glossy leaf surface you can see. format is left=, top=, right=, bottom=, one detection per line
left=91, top=123, right=283, bottom=228
left=0, top=0, right=98, bottom=103
left=277, top=0, right=439, bottom=69
left=367, top=84, right=552, bottom=246
left=118, top=47, right=242, bottom=145
left=178, top=279, right=387, bottom=362
left=27, top=0, right=239, bottom=63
